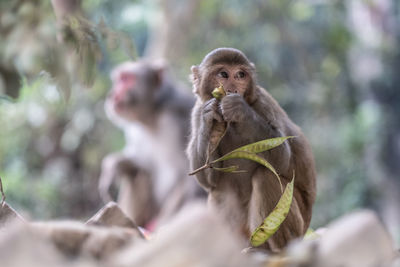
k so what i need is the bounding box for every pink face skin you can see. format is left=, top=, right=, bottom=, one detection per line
left=213, top=64, right=250, bottom=96
left=112, top=71, right=136, bottom=112
left=109, top=62, right=142, bottom=115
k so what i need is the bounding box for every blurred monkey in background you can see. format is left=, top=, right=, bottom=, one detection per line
left=99, top=60, right=205, bottom=229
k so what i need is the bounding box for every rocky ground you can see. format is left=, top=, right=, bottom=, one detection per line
left=0, top=201, right=399, bottom=267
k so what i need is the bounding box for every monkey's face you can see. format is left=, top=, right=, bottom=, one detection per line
left=193, top=64, right=254, bottom=103
left=212, top=64, right=251, bottom=96
left=192, top=48, right=258, bottom=103
left=107, top=62, right=163, bottom=122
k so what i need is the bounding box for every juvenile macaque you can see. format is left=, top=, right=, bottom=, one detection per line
left=99, top=60, right=205, bottom=229
left=187, top=48, right=316, bottom=251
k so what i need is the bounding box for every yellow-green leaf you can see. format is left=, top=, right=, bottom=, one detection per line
left=250, top=177, right=294, bottom=247
left=212, top=165, right=246, bottom=173
left=212, top=151, right=282, bottom=191
left=212, top=85, right=226, bottom=100
left=304, top=228, right=320, bottom=240
left=230, top=136, right=295, bottom=154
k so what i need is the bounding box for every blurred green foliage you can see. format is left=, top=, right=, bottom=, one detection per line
left=0, top=0, right=399, bottom=239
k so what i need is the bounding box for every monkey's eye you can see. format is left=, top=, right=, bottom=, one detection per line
left=237, top=71, right=246, bottom=78
left=218, top=71, right=229, bottom=78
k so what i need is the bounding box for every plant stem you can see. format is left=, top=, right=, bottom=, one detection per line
left=188, top=163, right=211, bottom=176
left=0, top=176, right=5, bottom=206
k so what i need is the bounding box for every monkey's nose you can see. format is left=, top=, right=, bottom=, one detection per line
left=226, top=88, right=238, bottom=94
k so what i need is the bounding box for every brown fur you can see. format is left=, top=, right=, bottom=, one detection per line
left=187, top=48, right=316, bottom=251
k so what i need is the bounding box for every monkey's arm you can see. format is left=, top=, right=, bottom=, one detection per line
left=187, top=99, right=222, bottom=189
left=98, top=152, right=138, bottom=203
left=220, top=93, right=292, bottom=171
left=220, top=94, right=287, bottom=140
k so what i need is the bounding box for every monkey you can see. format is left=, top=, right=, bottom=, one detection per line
left=187, top=48, right=316, bottom=251
left=99, top=60, right=206, bottom=229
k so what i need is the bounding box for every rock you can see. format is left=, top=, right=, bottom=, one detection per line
left=285, top=238, right=318, bottom=266
left=82, top=226, right=140, bottom=259
left=31, top=220, right=143, bottom=259
left=112, top=203, right=260, bottom=267
left=0, top=202, right=25, bottom=228
left=31, top=221, right=91, bottom=257
left=0, top=223, right=97, bottom=267
left=391, top=251, right=400, bottom=267
left=86, top=202, right=138, bottom=229
left=0, top=202, right=144, bottom=261
left=316, top=209, right=395, bottom=267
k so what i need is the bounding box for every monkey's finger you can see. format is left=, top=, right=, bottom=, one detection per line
left=203, top=98, right=219, bottom=108
left=202, top=100, right=216, bottom=113
left=221, top=93, right=243, bottom=107
left=203, top=99, right=222, bottom=120
left=213, top=112, right=224, bottom=122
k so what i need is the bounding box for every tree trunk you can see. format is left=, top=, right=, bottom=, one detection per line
left=144, top=0, right=201, bottom=62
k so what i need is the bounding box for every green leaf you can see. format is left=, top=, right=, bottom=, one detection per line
left=250, top=177, right=294, bottom=247
left=304, top=228, right=320, bottom=240
left=230, top=136, right=295, bottom=154
left=212, top=165, right=246, bottom=173
left=212, top=151, right=282, bottom=191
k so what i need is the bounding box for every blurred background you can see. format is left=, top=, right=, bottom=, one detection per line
left=0, top=0, right=399, bottom=244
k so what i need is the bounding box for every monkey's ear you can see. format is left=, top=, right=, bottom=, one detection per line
left=190, top=65, right=200, bottom=94
left=190, top=65, right=200, bottom=81
left=250, top=62, right=256, bottom=70
left=152, top=59, right=168, bottom=87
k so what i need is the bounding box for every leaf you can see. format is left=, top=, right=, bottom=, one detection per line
left=230, top=136, right=295, bottom=154
left=212, top=151, right=282, bottom=191
left=212, top=165, right=246, bottom=173
left=304, top=228, right=320, bottom=240
left=250, top=177, right=294, bottom=247
left=207, top=84, right=228, bottom=159
left=207, top=121, right=228, bottom=158
left=212, top=85, right=226, bottom=100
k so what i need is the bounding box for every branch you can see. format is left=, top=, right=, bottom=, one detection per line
left=188, top=163, right=212, bottom=176
left=0, top=176, right=5, bottom=206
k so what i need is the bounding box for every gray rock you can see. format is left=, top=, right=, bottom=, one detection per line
left=0, top=223, right=97, bottom=267
left=0, top=202, right=25, bottom=228
left=316, top=209, right=395, bottom=267
left=112, top=203, right=261, bottom=267
left=31, top=220, right=143, bottom=259
left=86, top=202, right=138, bottom=229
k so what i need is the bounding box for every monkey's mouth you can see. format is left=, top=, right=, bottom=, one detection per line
left=114, top=98, right=139, bottom=111
left=113, top=101, right=130, bottom=114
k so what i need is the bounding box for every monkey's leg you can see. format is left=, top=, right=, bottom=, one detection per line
left=118, top=170, right=157, bottom=227
left=248, top=168, right=304, bottom=251
left=153, top=179, right=188, bottom=227
left=99, top=152, right=126, bottom=203
left=207, top=186, right=249, bottom=246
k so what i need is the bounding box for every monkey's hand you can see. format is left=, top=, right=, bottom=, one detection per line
left=201, top=98, right=223, bottom=129
left=220, top=93, right=249, bottom=122
left=98, top=153, right=138, bottom=203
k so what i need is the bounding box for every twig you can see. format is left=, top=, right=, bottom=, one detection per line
left=0, top=176, right=5, bottom=206
left=188, top=163, right=212, bottom=176
left=207, top=121, right=230, bottom=163
left=196, top=121, right=230, bottom=176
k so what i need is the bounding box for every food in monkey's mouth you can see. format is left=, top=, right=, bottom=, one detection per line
left=212, top=84, right=226, bottom=100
